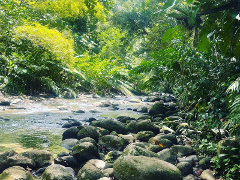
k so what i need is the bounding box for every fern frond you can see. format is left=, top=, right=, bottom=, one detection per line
left=226, top=77, right=240, bottom=93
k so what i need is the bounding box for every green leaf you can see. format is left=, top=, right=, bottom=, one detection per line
left=162, top=0, right=175, bottom=9
left=219, top=154, right=228, bottom=157
left=197, top=32, right=209, bottom=52
left=186, top=0, right=194, bottom=4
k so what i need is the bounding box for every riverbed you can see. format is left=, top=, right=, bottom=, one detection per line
left=0, top=94, right=152, bottom=157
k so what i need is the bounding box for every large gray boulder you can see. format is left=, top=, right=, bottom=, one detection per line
left=98, top=135, right=125, bottom=151
left=170, top=145, right=194, bottom=156
left=158, top=148, right=178, bottom=165
left=77, top=125, right=99, bottom=141
left=77, top=160, right=105, bottom=180
left=41, top=164, right=74, bottom=180
left=72, top=142, right=98, bottom=163
left=0, top=166, right=34, bottom=180
left=113, top=156, right=182, bottom=180
left=135, top=120, right=159, bottom=134
left=62, top=127, right=79, bottom=140
left=100, top=119, right=127, bottom=134
left=22, top=149, right=53, bottom=168
left=60, top=139, right=78, bottom=150
left=122, top=144, right=159, bottom=158
left=0, top=150, right=34, bottom=172
left=149, top=101, right=168, bottom=116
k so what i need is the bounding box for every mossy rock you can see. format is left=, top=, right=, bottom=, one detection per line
left=98, top=135, right=125, bottom=151
left=113, top=156, right=182, bottom=180
left=149, top=101, right=168, bottom=116
left=41, top=164, right=73, bottom=180
left=100, top=119, right=127, bottom=134
left=0, top=166, right=34, bottom=180
left=62, top=127, right=79, bottom=140
left=77, top=161, right=104, bottom=180
left=135, top=131, right=155, bottom=142
left=122, top=144, right=159, bottom=158
left=77, top=125, right=99, bottom=141
left=135, top=120, right=159, bottom=134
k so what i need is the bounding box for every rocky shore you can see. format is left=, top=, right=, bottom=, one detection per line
left=0, top=92, right=238, bottom=180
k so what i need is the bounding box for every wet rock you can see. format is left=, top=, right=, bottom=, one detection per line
left=72, top=142, right=98, bottom=163
left=60, top=139, right=78, bottom=150
left=58, top=151, right=70, bottom=158
left=77, top=125, right=99, bottom=141
left=0, top=150, right=34, bottom=172
left=158, top=148, right=178, bottom=165
left=63, top=90, right=76, bottom=99
left=62, top=119, right=81, bottom=128
left=0, top=100, right=10, bottom=106
left=0, top=166, right=34, bottom=180
left=176, top=162, right=193, bottom=176
left=75, top=110, right=85, bottom=113
left=98, top=135, right=125, bottom=151
left=135, top=120, right=159, bottom=134
left=137, top=106, right=148, bottom=113
left=100, top=119, right=126, bottom=134
left=149, top=101, right=168, bottom=116
left=135, top=131, right=155, bottom=142
left=41, top=164, right=74, bottom=180
left=177, top=156, right=196, bottom=167
left=113, top=156, right=183, bottom=180
left=200, top=169, right=215, bottom=180
left=199, top=157, right=212, bottom=170
left=62, top=127, right=79, bottom=140
left=170, top=145, right=194, bottom=156
left=77, top=160, right=105, bottom=180
left=22, top=149, right=53, bottom=168
left=122, top=144, right=159, bottom=158
left=60, top=156, right=80, bottom=167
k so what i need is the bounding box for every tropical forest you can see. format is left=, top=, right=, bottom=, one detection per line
left=0, top=0, right=239, bottom=179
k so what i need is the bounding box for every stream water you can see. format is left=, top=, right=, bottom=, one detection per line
left=0, top=94, right=152, bottom=157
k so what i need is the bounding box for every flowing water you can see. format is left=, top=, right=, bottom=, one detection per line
left=0, top=94, right=152, bottom=157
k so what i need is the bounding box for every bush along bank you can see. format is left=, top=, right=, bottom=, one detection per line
left=0, top=93, right=239, bottom=180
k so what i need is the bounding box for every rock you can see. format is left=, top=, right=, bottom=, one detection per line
left=162, top=126, right=176, bottom=134
left=0, top=150, right=34, bottom=171
left=77, top=161, right=104, bottom=180
left=103, top=168, right=114, bottom=177
left=113, top=156, right=183, bottom=180
left=100, top=119, right=126, bottom=134
left=104, top=151, right=122, bottom=163
left=77, top=125, right=99, bottom=141
left=170, top=145, right=194, bottom=156
left=41, top=164, right=74, bottom=180
left=135, top=131, right=155, bottom=142
left=158, top=148, right=177, bottom=164
left=126, top=120, right=137, bottom=133
left=0, top=100, right=10, bottom=106
left=55, top=155, right=80, bottom=167
left=200, top=169, right=216, bottom=180
left=135, top=120, right=159, bottom=134
left=96, top=127, right=109, bottom=137
left=0, top=166, right=34, bottom=180
left=177, top=157, right=196, bottom=167
left=176, top=162, right=193, bottom=176
left=63, top=90, right=76, bottom=99
left=75, top=110, right=85, bottom=113
left=199, top=157, right=212, bottom=170
left=76, top=137, right=97, bottom=147
left=72, top=142, right=98, bottom=163
left=148, top=136, right=174, bottom=149
left=117, top=116, right=135, bottom=123
left=62, top=127, right=79, bottom=140
left=98, top=135, right=125, bottom=151
left=58, top=151, right=70, bottom=158
left=149, top=101, right=168, bottom=116
left=183, top=174, right=197, bottom=180
left=156, top=134, right=178, bottom=144
left=131, top=142, right=149, bottom=149
left=148, top=144, right=164, bottom=153
left=62, top=120, right=81, bottom=128
left=90, top=120, right=101, bottom=127
left=217, top=137, right=240, bottom=167
left=119, top=134, right=135, bottom=144
left=60, top=139, right=78, bottom=150
left=22, top=149, right=53, bottom=168
left=122, top=144, right=159, bottom=158
left=88, top=159, right=106, bottom=169
left=137, top=106, right=148, bottom=113
left=137, top=115, right=151, bottom=120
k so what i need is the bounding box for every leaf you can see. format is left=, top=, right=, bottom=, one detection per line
left=162, top=0, right=175, bottom=9
left=186, top=0, right=194, bottom=4
left=197, top=32, right=209, bottom=52
left=219, top=154, right=228, bottom=157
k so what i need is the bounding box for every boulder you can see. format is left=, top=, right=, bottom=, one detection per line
left=158, top=148, right=177, bottom=165
left=100, top=119, right=126, bottom=134
left=199, top=157, right=212, bottom=170
left=135, top=131, right=155, bottom=142
left=200, top=169, right=215, bottom=180
left=148, top=137, right=174, bottom=149
left=170, top=145, right=194, bottom=156
left=41, top=164, right=74, bottom=180
left=96, top=127, right=109, bottom=137
left=135, top=120, right=159, bottom=134
left=137, top=115, right=151, bottom=120
left=60, top=139, right=78, bottom=150
left=104, top=151, right=122, bottom=163
left=72, top=142, right=98, bottom=163
left=176, top=162, right=193, bottom=176
left=119, top=134, right=135, bottom=144
left=0, top=166, right=34, bottom=180
left=149, top=101, right=168, bottom=116
left=63, top=90, right=76, bottom=99
left=122, top=144, right=159, bottom=158
left=76, top=137, right=97, bottom=147
left=113, top=156, right=182, bottom=180
left=54, top=155, right=80, bottom=167
left=77, top=161, right=104, bottom=180
left=77, top=125, right=99, bottom=141
left=0, top=150, right=34, bottom=172
left=154, top=134, right=178, bottom=144
left=22, top=149, right=53, bottom=168
left=117, top=116, right=135, bottom=123
left=136, top=106, right=148, bottom=113
left=126, top=120, right=137, bottom=133
left=98, top=135, right=125, bottom=151
left=62, top=127, right=79, bottom=140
